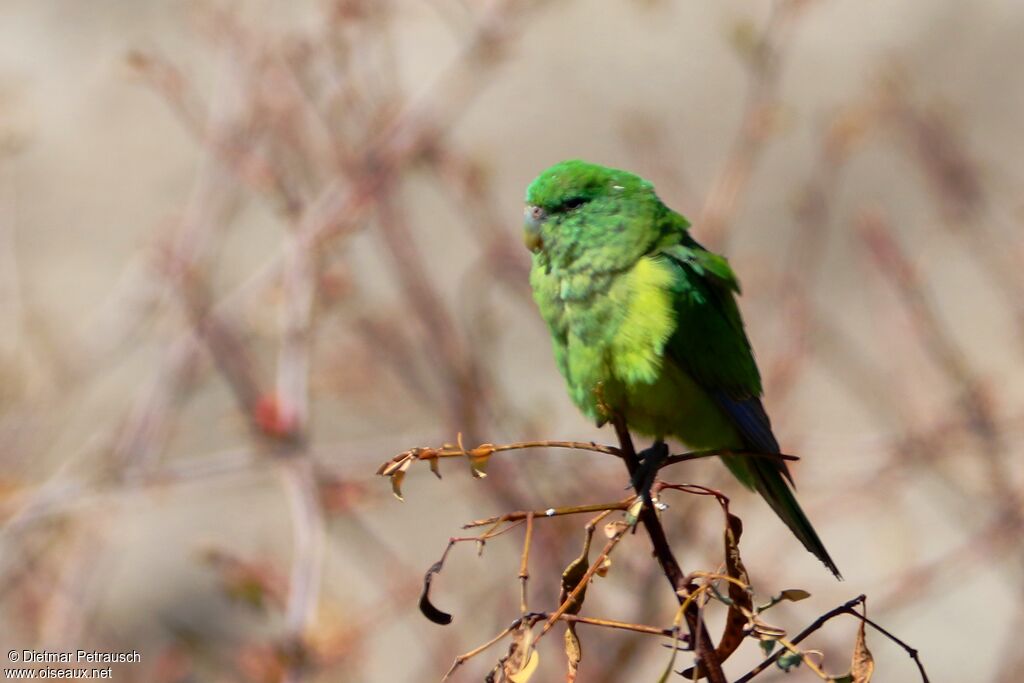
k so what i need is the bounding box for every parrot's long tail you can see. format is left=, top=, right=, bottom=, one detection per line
left=750, top=458, right=842, bottom=579
left=712, top=393, right=840, bottom=577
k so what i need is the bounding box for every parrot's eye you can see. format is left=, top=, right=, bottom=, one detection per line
left=558, top=196, right=588, bottom=212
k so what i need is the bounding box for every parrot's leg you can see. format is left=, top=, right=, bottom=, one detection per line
left=631, top=440, right=669, bottom=506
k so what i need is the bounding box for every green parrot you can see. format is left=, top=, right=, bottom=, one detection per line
left=524, top=159, right=839, bottom=577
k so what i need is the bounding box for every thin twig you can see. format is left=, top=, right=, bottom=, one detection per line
left=555, top=613, right=682, bottom=640
left=518, top=512, right=534, bottom=614
left=442, top=620, right=523, bottom=681
left=463, top=498, right=634, bottom=528
left=735, top=595, right=930, bottom=682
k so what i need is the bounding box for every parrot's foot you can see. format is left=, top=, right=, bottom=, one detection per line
left=631, top=441, right=669, bottom=505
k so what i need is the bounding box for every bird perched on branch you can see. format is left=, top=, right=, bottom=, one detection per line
left=524, top=159, right=840, bottom=577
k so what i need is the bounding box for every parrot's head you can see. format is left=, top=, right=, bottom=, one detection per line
left=524, top=160, right=667, bottom=271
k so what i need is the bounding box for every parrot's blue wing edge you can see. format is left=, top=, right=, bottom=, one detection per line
left=711, top=391, right=782, bottom=457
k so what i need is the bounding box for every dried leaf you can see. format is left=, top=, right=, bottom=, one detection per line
left=779, top=589, right=811, bottom=603
left=560, top=530, right=593, bottom=615
left=564, top=625, right=581, bottom=680
left=390, top=457, right=413, bottom=501
left=504, top=626, right=536, bottom=681
left=469, top=461, right=489, bottom=478
left=681, top=510, right=752, bottom=679
left=375, top=453, right=403, bottom=476
left=469, top=444, right=494, bottom=478
left=378, top=452, right=418, bottom=500
left=759, top=587, right=812, bottom=612
left=850, top=618, right=874, bottom=682
left=594, top=556, right=612, bottom=578
left=508, top=649, right=539, bottom=682
left=419, top=559, right=452, bottom=625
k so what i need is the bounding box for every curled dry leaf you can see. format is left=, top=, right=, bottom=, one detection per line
left=759, top=587, right=813, bottom=612
left=377, top=451, right=420, bottom=500
left=505, top=625, right=538, bottom=682
left=681, top=510, right=752, bottom=679
left=560, top=529, right=593, bottom=615
left=508, top=649, right=539, bottom=683
left=419, top=559, right=453, bottom=625
left=564, top=625, right=581, bottom=681
left=851, top=617, right=874, bottom=682
left=779, top=589, right=811, bottom=602
left=389, top=456, right=414, bottom=500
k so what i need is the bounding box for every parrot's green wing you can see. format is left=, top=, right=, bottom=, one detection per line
left=659, top=239, right=781, bottom=460
left=659, top=239, right=761, bottom=399
left=658, top=237, right=841, bottom=577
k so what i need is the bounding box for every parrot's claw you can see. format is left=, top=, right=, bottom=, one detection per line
left=630, top=441, right=669, bottom=506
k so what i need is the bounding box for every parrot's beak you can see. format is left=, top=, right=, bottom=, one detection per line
left=523, top=205, right=546, bottom=253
